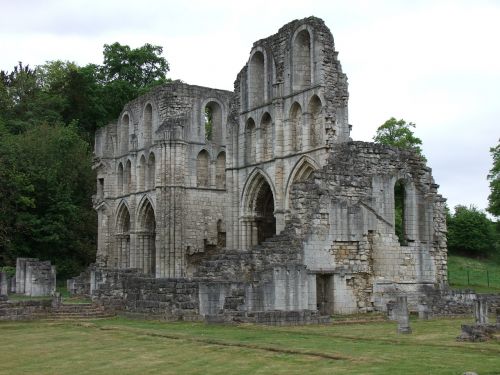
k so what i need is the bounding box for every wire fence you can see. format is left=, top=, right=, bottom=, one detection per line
left=448, top=269, right=500, bottom=289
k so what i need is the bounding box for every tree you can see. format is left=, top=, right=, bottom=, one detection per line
left=447, top=205, right=496, bottom=257
left=487, top=140, right=500, bottom=217
left=373, top=117, right=425, bottom=160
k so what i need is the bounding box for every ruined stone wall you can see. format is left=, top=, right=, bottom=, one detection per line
left=93, top=82, right=232, bottom=278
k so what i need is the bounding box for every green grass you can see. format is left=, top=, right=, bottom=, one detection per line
left=1, top=317, right=499, bottom=374
left=448, top=254, right=500, bottom=292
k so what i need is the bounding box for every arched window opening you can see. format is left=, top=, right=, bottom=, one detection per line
left=117, top=163, right=124, bottom=195
left=260, top=113, right=272, bottom=160
left=245, top=118, right=256, bottom=164
left=204, top=101, right=223, bottom=144
left=217, top=219, right=226, bottom=248
left=146, top=153, right=155, bottom=190
left=394, top=180, right=407, bottom=246
left=292, top=29, right=311, bottom=91
left=248, top=51, right=265, bottom=108
left=308, top=95, right=322, bottom=147
left=121, top=114, right=130, bottom=154
left=116, top=205, right=131, bottom=268
left=196, top=150, right=210, bottom=187
left=216, top=152, right=226, bottom=189
left=125, top=160, right=132, bottom=194
left=138, top=200, right=156, bottom=276
left=289, top=103, right=302, bottom=152
left=137, top=155, right=146, bottom=191
left=144, top=104, right=153, bottom=146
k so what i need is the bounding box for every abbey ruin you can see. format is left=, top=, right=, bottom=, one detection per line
left=89, top=17, right=448, bottom=322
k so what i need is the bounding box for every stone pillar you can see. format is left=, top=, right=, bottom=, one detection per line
left=303, top=112, right=311, bottom=150
left=16, top=257, right=37, bottom=294
left=0, top=272, right=7, bottom=296
left=251, top=221, right=258, bottom=246
left=473, top=298, right=488, bottom=325
left=396, top=296, right=412, bottom=334
left=418, top=302, right=430, bottom=320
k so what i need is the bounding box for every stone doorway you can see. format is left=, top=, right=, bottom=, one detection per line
left=316, top=274, right=334, bottom=315
left=254, top=180, right=275, bottom=244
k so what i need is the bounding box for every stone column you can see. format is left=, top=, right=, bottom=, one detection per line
left=396, top=296, right=412, bottom=334
left=303, top=112, right=311, bottom=150
left=0, top=272, right=7, bottom=296
left=473, top=298, right=489, bottom=325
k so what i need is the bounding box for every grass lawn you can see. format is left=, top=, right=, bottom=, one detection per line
left=1, top=317, right=499, bottom=374
left=448, top=254, right=500, bottom=292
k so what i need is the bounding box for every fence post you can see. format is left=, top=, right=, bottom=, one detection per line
left=487, top=270, right=490, bottom=287
left=467, top=269, right=470, bottom=286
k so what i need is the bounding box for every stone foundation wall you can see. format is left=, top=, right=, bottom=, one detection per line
left=0, top=300, right=52, bottom=321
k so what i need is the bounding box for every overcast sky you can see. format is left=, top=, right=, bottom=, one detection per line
left=1, top=0, right=499, bottom=213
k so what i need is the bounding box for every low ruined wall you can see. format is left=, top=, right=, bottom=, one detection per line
left=0, top=300, right=52, bottom=321
left=92, top=269, right=200, bottom=321
left=425, top=289, right=500, bottom=316
left=15, top=258, right=56, bottom=297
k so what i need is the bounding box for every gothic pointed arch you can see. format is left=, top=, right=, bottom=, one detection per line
left=117, top=162, right=124, bottom=195
left=285, top=155, right=320, bottom=210
left=241, top=169, right=277, bottom=246
left=136, top=197, right=156, bottom=275
left=248, top=50, right=265, bottom=108
left=121, top=113, right=130, bottom=154
left=115, top=202, right=131, bottom=268
left=216, top=151, right=226, bottom=189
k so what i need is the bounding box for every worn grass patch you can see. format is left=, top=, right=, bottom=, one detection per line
left=1, top=317, right=499, bottom=374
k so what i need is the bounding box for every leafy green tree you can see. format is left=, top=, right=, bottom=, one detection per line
left=373, top=117, right=425, bottom=160
left=487, top=141, right=500, bottom=217
left=447, top=205, right=496, bottom=257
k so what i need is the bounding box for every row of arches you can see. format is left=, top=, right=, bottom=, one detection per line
left=243, top=95, right=323, bottom=165
left=119, top=103, right=155, bottom=155
left=246, top=27, right=314, bottom=109
left=115, top=199, right=156, bottom=275
left=240, top=156, right=319, bottom=248
left=196, top=151, right=226, bottom=189
left=117, top=153, right=156, bottom=196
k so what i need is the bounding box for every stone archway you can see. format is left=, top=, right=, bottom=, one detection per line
left=241, top=171, right=276, bottom=248
left=137, top=199, right=156, bottom=276
left=115, top=203, right=130, bottom=268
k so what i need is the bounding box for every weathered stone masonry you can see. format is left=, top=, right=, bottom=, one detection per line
left=89, top=16, right=448, bottom=322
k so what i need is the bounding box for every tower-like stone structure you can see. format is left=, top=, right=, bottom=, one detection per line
left=92, top=17, right=447, bottom=319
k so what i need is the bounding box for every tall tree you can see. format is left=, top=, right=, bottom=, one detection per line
left=447, top=205, right=496, bottom=257
left=487, top=141, right=500, bottom=217
left=373, top=117, right=425, bottom=160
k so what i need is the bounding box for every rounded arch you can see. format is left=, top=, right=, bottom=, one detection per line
left=216, top=151, right=226, bottom=189
left=241, top=169, right=277, bottom=246
left=308, top=95, right=323, bottom=147
left=196, top=149, right=210, bottom=187
left=289, top=102, right=302, bottom=152
left=248, top=49, right=266, bottom=108
left=202, top=98, right=224, bottom=144
left=245, top=117, right=256, bottom=164
left=137, top=154, right=146, bottom=191
left=146, top=152, right=156, bottom=190
left=285, top=156, right=320, bottom=210
left=117, top=162, right=124, bottom=195
left=143, top=103, right=153, bottom=147
left=291, top=26, right=313, bottom=91
left=260, top=112, right=273, bottom=161
left=124, top=159, right=132, bottom=194
left=136, top=196, right=156, bottom=276
left=120, top=112, right=131, bottom=154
